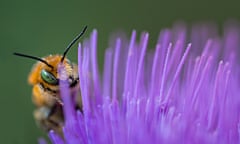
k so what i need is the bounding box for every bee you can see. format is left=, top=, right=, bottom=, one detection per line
left=13, top=26, right=87, bottom=136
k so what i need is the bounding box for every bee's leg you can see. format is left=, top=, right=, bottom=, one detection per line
left=75, top=95, right=83, bottom=113
left=34, top=106, right=64, bottom=135
left=73, top=85, right=83, bottom=113
left=47, top=103, right=64, bottom=127
left=71, top=63, right=83, bottom=113
left=34, top=106, right=54, bottom=131
left=47, top=103, right=58, bottom=118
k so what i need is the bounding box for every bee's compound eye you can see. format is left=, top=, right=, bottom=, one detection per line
left=41, top=69, right=58, bottom=85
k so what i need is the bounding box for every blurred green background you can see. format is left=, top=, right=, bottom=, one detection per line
left=0, top=0, right=240, bottom=143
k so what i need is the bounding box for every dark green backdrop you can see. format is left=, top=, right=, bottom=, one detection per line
left=1, top=0, right=240, bottom=143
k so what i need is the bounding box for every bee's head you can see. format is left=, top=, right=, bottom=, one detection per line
left=27, top=55, right=78, bottom=88
left=13, top=26, right=87, bottom=88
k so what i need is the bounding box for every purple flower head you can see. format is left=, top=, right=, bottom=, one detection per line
left=49, top=22, right=240, bottom=144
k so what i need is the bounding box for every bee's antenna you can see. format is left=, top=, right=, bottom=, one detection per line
left=13, top=52, right=54, bottom=69
left=61, top=25, right=88, bottom=62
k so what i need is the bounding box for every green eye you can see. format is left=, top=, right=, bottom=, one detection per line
left=41, top=69, right=58, bottom=85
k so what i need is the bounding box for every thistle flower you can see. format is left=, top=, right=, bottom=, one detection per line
left=49, top=22, right=240, bottom=144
